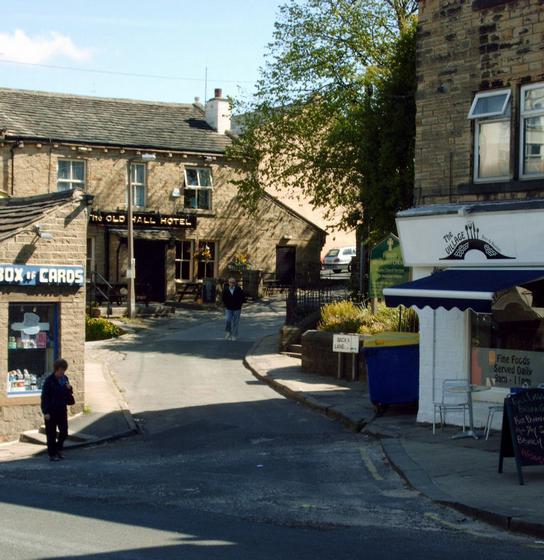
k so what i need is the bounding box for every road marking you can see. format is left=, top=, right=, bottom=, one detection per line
left=424, top=512, right=494, bottom=539
left=359, top=447, right=384, bottom=481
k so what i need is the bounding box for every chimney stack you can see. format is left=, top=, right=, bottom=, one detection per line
left=205, top=87, right=231, bottom=135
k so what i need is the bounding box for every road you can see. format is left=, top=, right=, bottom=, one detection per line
left=0, top=299, right=542, bottom=559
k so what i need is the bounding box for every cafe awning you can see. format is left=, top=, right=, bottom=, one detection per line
left=383, top=268, right=544, bottom=312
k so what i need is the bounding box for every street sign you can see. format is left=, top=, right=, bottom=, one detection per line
left=369, top=234, right=409, bottom=299
left=333, top=334, right=359, bottom=354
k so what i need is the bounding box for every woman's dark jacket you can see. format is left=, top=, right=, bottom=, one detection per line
left=41, top=374, right=74, bottom=415
left=222, top=286, right=245, bottom=310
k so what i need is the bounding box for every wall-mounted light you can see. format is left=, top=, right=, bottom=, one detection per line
left=171, top=187, right=181, bottom=198
left=33, top=224, right=54, bottom=240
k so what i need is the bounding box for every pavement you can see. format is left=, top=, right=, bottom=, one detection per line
left=3, top=311, right=544, bottom=540
left=0, top=342, right=138, bottom=462
left=244, top=333, right=544, bottom=539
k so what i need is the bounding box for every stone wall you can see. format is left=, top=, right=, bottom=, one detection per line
left=415, top=0, right=544, bottom=204
left=0, top=194, right=87, bottom=440
left=1, top=143, right=324, bottom=291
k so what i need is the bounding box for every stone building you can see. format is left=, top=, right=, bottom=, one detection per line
left=384, top=0, right=544, bottom=430
left=0, top=189, right=89, bottom=440
left=0, top=87, right=325, bottom=303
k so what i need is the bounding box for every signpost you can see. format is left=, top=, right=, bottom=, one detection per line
left=333, top=334, right=360, bottom=381
left=369, top=234, right=409, bottom=300
left=498, top=388, right=544, bottom=485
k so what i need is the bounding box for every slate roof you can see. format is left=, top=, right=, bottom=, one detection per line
left=0, top=88, right=231, bottom=154
left=0, top=189, right=90, bottom=242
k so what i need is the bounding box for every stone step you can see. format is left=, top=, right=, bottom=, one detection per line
left=21, top=429, right=96, bottom=446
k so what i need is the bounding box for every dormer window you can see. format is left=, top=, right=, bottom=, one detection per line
left=468, top=89, right=511, bottom=182
left=184, top=167, right=213, bottom=210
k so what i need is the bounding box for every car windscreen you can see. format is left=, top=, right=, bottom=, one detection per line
left=325, top=249, right=340, bottom=257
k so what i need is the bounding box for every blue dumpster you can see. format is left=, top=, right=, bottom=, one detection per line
left=363, top=332, right=419, bottom=406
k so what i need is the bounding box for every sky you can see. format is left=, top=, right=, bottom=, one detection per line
left=0, top=0, right=283, bottom=104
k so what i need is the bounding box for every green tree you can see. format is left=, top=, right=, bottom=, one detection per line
left=228, top=0, right=417, bottom=245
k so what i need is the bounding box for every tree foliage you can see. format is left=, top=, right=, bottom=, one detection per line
left=227, top=0, right=417, bottom=243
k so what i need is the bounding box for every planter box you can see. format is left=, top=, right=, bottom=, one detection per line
left=301, top=330, right=367, bottom=381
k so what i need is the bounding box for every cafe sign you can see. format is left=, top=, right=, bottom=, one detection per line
left=0, top=264, right=84, bottom=286
left=472, top=347, right=544, bottom=388
left=89, top=210, right=197, bottom=229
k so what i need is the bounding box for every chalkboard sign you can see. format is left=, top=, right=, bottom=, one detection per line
left=498, top=388, right=544, bottom=485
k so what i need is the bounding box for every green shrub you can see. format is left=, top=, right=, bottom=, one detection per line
left=318, top=300, right=418, bottom=334
left=85, top=316, right=124, bottom=341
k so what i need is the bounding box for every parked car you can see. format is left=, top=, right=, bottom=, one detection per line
left=321, top=246, right=356, bottom=273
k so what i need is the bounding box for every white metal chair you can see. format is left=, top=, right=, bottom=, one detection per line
left=433, top=379, right=470, bottom=434
left=484, top=405, right=503, bottom=440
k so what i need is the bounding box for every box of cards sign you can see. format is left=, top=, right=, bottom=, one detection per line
left=0, top=264, right=84, bottom=286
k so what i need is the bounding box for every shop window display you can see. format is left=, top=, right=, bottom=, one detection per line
left=7, top=303, right=58, bottom=396
left=471, top=282, right=544, bottom=388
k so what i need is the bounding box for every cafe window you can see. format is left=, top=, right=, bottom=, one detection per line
left=175, top=240, right=193, bottom=281
left=184, top=168, right=212, bottom=211
left=7, top=303, right=58, bottom=396
left=471, top=281, right=544, bottom=389
left=57, top=160, right=85, bottom=191
left=195, top=240, right=216, bottom=279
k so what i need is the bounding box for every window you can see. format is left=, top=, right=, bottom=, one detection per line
left=86, top=237, right=95, bottom=279
left=184, top=168, right=212, bottom=210
left=468, top=90, right=511, bottom=119
left=129, top=163, right=146, bottom=207
left=175, top=240, right=193, bottom=281
left=7, top=304, right=58, bottom=396
left=468, top=89, right=511, bottom=182
left=57, top=160, right=85, bottom=191
left=195, top=240, right=216, bottom=279
left=520, top=83, right=544, bottom=178
left=470, top=282, right=544, bottom=388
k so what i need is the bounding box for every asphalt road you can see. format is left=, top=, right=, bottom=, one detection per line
left=0, top=299, right=543, bottom=559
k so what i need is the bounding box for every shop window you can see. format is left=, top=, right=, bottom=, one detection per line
left=471, top=282, right=544, bottom=388
left=175, top=240, right=193, bottom=281
left=468, top=89, right=511, bottom=182
left=195, top=241, right=216, bottom=279
left=57, top=160, right=85, bottom=191
left=520, top=83, right=544, bottom=178
left=7, top=304, right=58, bottom=396
left=129, top=163, right=146, bottom=207
left=184, top=168, right=212, bottom=210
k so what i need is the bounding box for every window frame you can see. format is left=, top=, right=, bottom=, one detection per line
left=174, top=240, right=194, bottom=282
left=468, top=89, right=511, bottom=120
left=195, top=240, right=217, bottom=279
left=57, top=159, right=86, bottom=192
left=86, top=237, right=95, bottom=280
left=183, top=167, right=213, bottom=211
left=128, top=162, right=147, bottom=208
left=473, top=116, right=512, bottom=183
left=519, top=82, right=544, bottom=180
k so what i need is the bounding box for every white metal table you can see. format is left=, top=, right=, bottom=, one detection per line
left=447, top=384, right=491, bottom=440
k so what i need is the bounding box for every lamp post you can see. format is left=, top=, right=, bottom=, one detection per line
left=127, top=153, right=156, bottom=318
